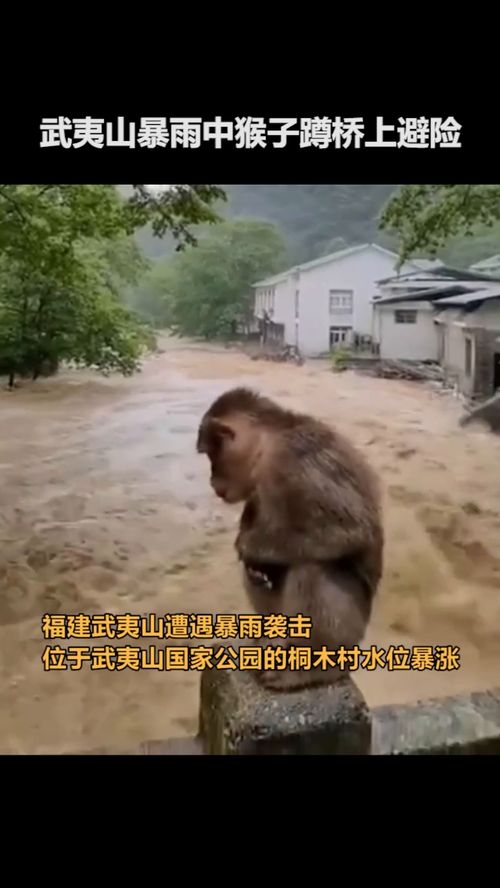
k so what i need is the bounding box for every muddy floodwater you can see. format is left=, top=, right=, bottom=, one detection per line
left=1, top=337, right=500, bottom=753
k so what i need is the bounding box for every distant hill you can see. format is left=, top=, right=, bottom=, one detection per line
left=221, top=185, right=399, bottom=264
left=131, top=184, right=399, bottom=263
left=123, top=185, right=500, bottom=269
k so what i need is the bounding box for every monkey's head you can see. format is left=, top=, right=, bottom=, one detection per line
left=196, top=388, right=269, bottom=504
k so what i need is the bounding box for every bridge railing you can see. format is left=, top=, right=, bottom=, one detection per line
left=71, top=672, right=500, bottom=756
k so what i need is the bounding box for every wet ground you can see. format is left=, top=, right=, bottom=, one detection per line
left=1, top=337, right=500, bottom=753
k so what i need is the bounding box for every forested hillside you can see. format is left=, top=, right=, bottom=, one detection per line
left=134, top=185, right=399, bottom=264
left=133, top=184, right=500, bottom=270
left=222, top=185, right=398, bottom=263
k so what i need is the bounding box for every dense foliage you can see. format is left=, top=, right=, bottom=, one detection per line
left=132, top=185, right=500, bottom=271
left=380, top=185, right=500, bottom=266
left=224, top=185, right=500, bottom=269
left=130, top=219, right=285, bottom=338
left=0, top=185, right=224, bottom=385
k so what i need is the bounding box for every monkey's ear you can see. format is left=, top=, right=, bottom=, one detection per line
left=207, top=418, right=236, bottom=442
left=197, top=417, right=235, bottom=453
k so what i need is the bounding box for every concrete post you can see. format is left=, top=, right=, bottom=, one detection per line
left=199, top=669, right=371, bottom=755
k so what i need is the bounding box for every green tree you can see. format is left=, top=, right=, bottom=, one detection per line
left=0, top=185, right=225, bottom=256
left=0, top=184, right=224, bottom=385
left=0, top=244, right=154, bottom=386
left=149, top=219, right=285, bottom=339
left=127, top=260, right=177, bottom=327
left=379, top=185, right=500, bottom=265
left=75, top=235, right=151, bottom=312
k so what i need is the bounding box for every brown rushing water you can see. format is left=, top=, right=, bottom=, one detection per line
left=1, top=337, right=500, bottom=754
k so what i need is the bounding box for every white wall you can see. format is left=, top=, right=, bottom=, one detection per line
left=273, top=275, right=297, bottom=345
left=295, top=248, right=417, bottom=356
left=439, top=302, right=500, bottom=380
left=372, top=303, right=382, bottom=346
left=376, top=301, right=439, bottom=361
left=438, top=311, right=466, bottom=379
left=435, top=301, right=500, bottom=398
left=438, top=314, right=476, bottom=396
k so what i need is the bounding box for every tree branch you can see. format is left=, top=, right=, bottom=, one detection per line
left=0, top=186, right=29, bottom=223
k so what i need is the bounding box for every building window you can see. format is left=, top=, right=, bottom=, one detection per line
left=394, top=310, right=417, bottom=324
left=465, top=336, right=472, bottom=376
left=329, top=290, right=353, bottom=313
left=294, top=290, right=299, bottom=319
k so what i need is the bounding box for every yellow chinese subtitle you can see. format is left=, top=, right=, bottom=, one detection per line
left=41, top=612, right=313, bottom=641
left=41, top=643, right=461, bottom=672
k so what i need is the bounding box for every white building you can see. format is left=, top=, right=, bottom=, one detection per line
left=372, top=265, right=500, bottom=364
left=372, top=268, right=456, bottom=362
left=434, top=292, right=500, bottom=399
left=373, top=300, right=439, bottom=362
left=252, top=244, right=430, bottom=357
left=372, top=263, right=500, bottom=398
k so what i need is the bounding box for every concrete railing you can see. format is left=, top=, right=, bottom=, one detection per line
left=71, top=672, right=500, bottom=756
left=198, top=671, right=500, bottom=755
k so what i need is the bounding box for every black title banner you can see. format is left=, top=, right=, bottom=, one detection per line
left=0, top=109, right=496, bottom=183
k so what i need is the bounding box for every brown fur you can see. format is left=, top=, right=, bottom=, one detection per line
left=197, top=387, right=384, bottom=691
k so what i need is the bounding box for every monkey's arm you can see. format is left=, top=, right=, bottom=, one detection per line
left=237, top=521, right=367, bottom=564
left=237, top=463, right=379, bottom=565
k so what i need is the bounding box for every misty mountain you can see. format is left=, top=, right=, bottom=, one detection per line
left=221, top=185, right=398, bottom=263
left=132, top=184, right=399, bottom=264
left=125, top=185, right=500, bottom=269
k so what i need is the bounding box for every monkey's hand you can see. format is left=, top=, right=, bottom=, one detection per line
left=244, top=565, right=274, bottom=591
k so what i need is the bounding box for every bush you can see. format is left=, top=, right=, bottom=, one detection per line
left=330, top=346, right=351, bottom=372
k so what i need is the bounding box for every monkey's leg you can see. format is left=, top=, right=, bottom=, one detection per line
left=257, top=563, right=372, bottom=692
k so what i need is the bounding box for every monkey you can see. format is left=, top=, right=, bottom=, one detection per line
left=196, top=387, right=384, bottom=692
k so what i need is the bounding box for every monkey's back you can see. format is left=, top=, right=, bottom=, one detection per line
left=280, top=414, right=381, bottom=514
left=260, top=414, right=384, bottom=593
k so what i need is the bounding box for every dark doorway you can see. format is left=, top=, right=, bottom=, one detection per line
left=494, top=352, right=500, bottom=391
left=329, top=326, right=352, bottom=348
